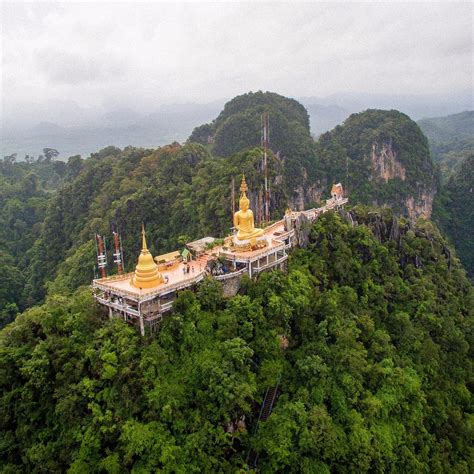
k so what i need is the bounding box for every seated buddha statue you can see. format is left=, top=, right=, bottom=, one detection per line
left=233, top=176, right=264, bottom=241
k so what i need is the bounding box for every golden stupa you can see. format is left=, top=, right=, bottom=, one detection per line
left=131, top=225, right=164, bottom=289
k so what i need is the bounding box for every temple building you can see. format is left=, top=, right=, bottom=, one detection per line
left=330, top=183, right=344, bottom=201
left=92, top=176, right=348, bottom=335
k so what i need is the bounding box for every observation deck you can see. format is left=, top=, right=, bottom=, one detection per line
left=92, top=193, right=347, bottom=335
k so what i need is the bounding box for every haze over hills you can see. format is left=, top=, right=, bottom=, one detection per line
left=2, top=91, right=472, bottom=160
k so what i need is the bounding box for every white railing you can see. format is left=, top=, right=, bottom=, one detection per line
left=214, top=267, right=248, bottom=281
left=96, top=296, right=140, bottom=316
left=160, top=301, right=174, bottom=312
left=253, top=254, right=288, bottom=274
left=219, top=241, right=285, bottom=262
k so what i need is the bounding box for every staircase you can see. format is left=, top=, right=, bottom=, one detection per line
left=196, top=253, right=212, bottom=270
left=247, top=383, right=280, bottom=470
left=259, top=386, right=278, bottom=423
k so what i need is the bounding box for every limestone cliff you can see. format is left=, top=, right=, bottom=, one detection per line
left=370, top=141, right=406, bottom=182
left=404, top=191, right=435, bottom=220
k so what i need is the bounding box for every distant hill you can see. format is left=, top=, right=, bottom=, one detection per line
left=433, top=153, right=474, bottom=279
left=302, top=103, right=351, bottom=137
left=297, top=91, right=472, bottom=137
left=417, top=111, right=474, bottom=178
left=1, top=103, right=224, bottom=159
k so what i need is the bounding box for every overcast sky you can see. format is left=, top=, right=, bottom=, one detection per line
left=1, top=1, right=473, bottom=127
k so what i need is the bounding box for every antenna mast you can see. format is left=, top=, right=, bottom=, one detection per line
left=231, top=176, right=235, bottom=221
left=113, top=230, right=124, bottom=275
left=258, top=187, right=263, bottom=226
left=95, top=234, right=107, bottom=279
left=262, top=112, right=270, bottom=223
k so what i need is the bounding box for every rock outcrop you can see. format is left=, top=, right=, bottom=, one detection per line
left=404, top=190, right=435, bottom=220
left=370, top=141, right=406, bottom=182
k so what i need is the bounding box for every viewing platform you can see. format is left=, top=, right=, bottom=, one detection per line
left=92, top=182, right=348, bottom=335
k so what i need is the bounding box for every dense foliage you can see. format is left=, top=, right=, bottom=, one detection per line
left=0, top=157, right=83, bottom=324
left=316, top=109, right=438, bottom=215
left=1, top=211, right=472, bottom=472
left=418, top=111, right=474, bottom=178
left=1, top=97, right=469, bottom=325
left=433, top=154, right=474, bottom=279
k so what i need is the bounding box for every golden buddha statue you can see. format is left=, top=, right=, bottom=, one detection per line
left=233, top=175, right=264, bottom=241
left=131, top=225, right=164, bottom=289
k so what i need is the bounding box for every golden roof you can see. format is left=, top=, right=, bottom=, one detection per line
left=131, top=225, right=164, bottom=289
left=154, top=250, right=180, bottom=264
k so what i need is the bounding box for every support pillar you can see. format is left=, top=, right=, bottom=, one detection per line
left=138, top=304, right=145, bottom=337
left=108, top=306, right=113, bottom=319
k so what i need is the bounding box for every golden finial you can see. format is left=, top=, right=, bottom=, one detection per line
left=141, top=223, right=148, bottom=251
left=240, top=174, right=248, bottom=195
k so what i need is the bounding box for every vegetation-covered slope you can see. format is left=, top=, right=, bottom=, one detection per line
left=0, top=157, right=82, bottom=323
left=418, top=111, right=474, bottom=178
left=189, top=91, right=321, bottom=204
left=1, top=211, right=472, bottom=472
left=433, top=154, right=474, bottom=279
left=316, top=109, right=438, bottom=219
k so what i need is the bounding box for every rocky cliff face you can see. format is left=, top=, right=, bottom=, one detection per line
left=370, top=141, right=406, bottom=182
left=404, top=191, right=435, bottom=220
left=370, top=140, right=434, bottom=219
left=289, top=183, right=323, bottom=211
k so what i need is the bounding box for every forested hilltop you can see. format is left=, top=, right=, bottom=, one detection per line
left=190, top=92, right=439, bottom=217
left=1, top=210, right=472, bottom=472
left=0, top=155, right=83, bottom=323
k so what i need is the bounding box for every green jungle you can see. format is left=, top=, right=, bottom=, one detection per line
left=1, top=92, right=473, bottom=472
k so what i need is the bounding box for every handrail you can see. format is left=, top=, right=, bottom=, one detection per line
left=219, top=242, right=285, bottom=261
left=213, top=267, right=248, bottom=281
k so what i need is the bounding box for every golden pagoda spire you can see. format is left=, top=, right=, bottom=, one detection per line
left=141, top=223, right=148, bottom=250
left=131, top=225, right=164, bottom=289
left=240, top=174, right=248, bottom=196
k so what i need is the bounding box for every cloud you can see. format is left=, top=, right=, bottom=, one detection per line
left=1, top=1, right=472, bottom=126
left=35, top=49, right=124, bottom=85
